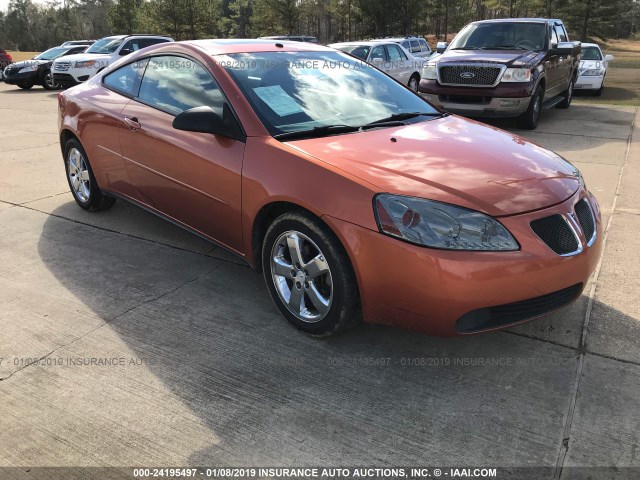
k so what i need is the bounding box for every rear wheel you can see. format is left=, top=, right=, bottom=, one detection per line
left=41, top=69, right=59, bottom=90
left=517, top=85, right=543, bottom=130
left=557, top=76, right=574, bottom=109
left=64, top=138, right=116, bottom=211
left=408, top=74, right=420, bottom=92
left=262, top=212, right=361, bottom=336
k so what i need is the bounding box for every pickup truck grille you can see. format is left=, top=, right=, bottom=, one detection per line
left=54, top=61, right=71, bottom=72
left=438, top=64, right=504, bottom=87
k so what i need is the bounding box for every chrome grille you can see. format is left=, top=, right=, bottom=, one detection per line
left=54, top=61, right=71, bottom=72
left=438, top=63, right=504, bottom=87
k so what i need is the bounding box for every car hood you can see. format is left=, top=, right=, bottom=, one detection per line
left=436, top=49, right=543, bottom=67
left=579, top=59, right=604, bottom=69
left=287, top=115, right=581, bottom=217
left=9, top=59, right=50, bottom=68
left=52, top=53, right=108, bottom=64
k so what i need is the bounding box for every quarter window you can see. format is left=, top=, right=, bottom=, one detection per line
left=137, top=55, right=225, bottom=115
left=103, top=59, right=148, bottom=96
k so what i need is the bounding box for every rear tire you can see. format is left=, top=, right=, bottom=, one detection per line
left=517, top=85, right=543, bottom=130
left=408, top=74, right=420, bottom=92
left=64, top=138, right=116, bottom=211
left=557, top=76, right=574, bottom=109
left=262, top=212, right=361, bottom=336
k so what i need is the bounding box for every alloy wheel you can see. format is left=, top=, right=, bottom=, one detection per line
left=270, top=230, right=333, bottom=323
left=67, top=147, right=91, bottom=203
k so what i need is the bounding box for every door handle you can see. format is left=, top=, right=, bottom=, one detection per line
left=124, top=117, right=141, bottom=131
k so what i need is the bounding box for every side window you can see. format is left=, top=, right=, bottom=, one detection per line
left=419, top=39, right=430, bottom=52
left=121, top=39, right=141, bottom=52
left=555, top=25, right=568, bottom=42
left=386, top=44, right=402, bottom=62
left=388, top=44, right=408, bottom=61
left=138, top=55, right=225, bottom=115
left=140, top=38, right=170, bottom=49
left=67, top=47, right=86, bottom=55
left=550, top=27, right=559, bottom=47
left=401, top=41, right=410, bottom=50
left=410, top=40, right=420, bottom=53
left=103, top=59, right=148, bottom=96
left=369, top=46, right=387, bottom=61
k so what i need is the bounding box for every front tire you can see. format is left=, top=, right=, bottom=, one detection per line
left=517, top=85, right=543, bottom=130
left=41, top=69, right=59, bottom=90
left=17, top=82, right=33, bottom=90
left=262, top=212, right=361, bottom=336
left=64, top=138, right=116, bottom=211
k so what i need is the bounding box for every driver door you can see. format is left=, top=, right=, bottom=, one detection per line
left=119, top=55, right=245, bottom=253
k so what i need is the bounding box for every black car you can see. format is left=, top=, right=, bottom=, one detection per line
left=3, top=44, right=89, bottom=90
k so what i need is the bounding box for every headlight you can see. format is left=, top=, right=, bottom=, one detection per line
left=581, top=68, right=604, bottom=76
left=422, top=63, right=438, bottom=80
left=501, top=68, right=532, bottom=83
left=75, top=60, right=97, bottom=68
left=374, top=194, right=519, bottom=251
left=18, top=65, right=39, bottom=73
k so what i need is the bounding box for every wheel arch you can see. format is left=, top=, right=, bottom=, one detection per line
left=251, top=201, right=329, bottom=273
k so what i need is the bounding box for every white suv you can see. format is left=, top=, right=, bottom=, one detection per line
left=52, top=34, right=173, bottom=88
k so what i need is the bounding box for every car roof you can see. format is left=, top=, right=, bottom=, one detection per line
left=329, top=40, right=395, bottom=47
left=581, top=43, right=601, bottom=48
left=471, top=18, right=562, bottom=24
left=186, top=38, right=330, bottom=55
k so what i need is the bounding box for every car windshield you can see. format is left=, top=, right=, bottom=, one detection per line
left=86, top=37, right=123, bottom=54
left=335, top=45, right=371, bottom=61
left=582, top=46, right=603, bottom=60
left=449, top=22, right=547, bottom=51
left=34, top=47, right=72, bottom=60
left=220, top=51, right=439, bottom=136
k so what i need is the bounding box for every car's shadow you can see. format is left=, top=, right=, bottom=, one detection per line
left=30, top=200, right=636, bottom=470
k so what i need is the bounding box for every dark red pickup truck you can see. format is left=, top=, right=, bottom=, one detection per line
left=419, top=18, right=581, bottom=129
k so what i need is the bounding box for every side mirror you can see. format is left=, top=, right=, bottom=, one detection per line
left=172, top=104, right=243, bottom=141
left=605, top=54, right=614, bottom=62
left=119, top=47, right=133, bottom=56
left=436, top=42, right=448, bottom=54
left=550, top=41, right=575, bottom=55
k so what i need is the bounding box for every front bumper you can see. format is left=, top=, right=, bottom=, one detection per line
left=324, top=189, right=603, bottom=337
left=575, top=75, right=604, bottom=91
left=53, top=73, right=82, bottom=87
left=419, top=79, right=534, bottom=117
left=3, top=70, right=39, bottom=85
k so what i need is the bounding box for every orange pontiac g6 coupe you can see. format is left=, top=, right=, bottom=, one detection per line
left=58, top=40, right=602, bottom=337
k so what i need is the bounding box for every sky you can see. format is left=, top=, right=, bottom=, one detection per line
left=1, top=0, right=47, bottom=13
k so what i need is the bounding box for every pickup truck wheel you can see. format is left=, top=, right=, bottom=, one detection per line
left=557, top=78, right=574, bottom=109
left=517, top=86, right=543, bottom=130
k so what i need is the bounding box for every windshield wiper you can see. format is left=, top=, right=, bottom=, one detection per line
left=488, top=45, right=530, bottom=50
left=364, top=111, right=446, bottom=126
left=274, top=124, right=360, bottom=141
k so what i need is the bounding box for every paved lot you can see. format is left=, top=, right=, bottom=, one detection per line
left=0, top=82, right=639, bottom=478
